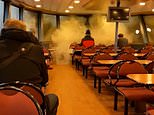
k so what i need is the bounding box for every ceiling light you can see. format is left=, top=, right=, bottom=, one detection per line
left=65, top=10, right=70, bottom=13
left=139, top=2, right=145, bottom=6
left=68, top=6, right=74, bottom=9
left=152, top=9, right=154, bottom=12
left=74, top=0, right=80, bottom=4
left=34, top=0, right=40, bottom=2
left=36, top=5, right=42, bottom=8
left=135, top=30, right=140, bottom=34
left=147, top=28, right=152, bottom=32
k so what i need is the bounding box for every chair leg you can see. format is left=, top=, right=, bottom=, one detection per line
left=98, top=78, right=102, bottom=93
left=82, top=66, right=85, bottom=76
left=124, top=98, right=128, bottom=115
left=94, top=75, right=97, bottom=88
left=94, top=76, right=97, bottom=88
left=114, top=90, right=118, bottom=111
left=85, top=67, right=88, bottom=79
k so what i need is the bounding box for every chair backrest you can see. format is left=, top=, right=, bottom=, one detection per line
left=117, top=60, right=147, bottom=79
left=108, top=60, right=147, bottom=85
left=116, top=52, right=138, bottom=60
left=0, top=86, right=43, bottom=115
left=0, top=81, right=46, bottom=114
left=92, top=53, right=113, bottom=63
left=145, top=52, right=154, bottom=60
left=99, top=48, right=115, bottom=53
left=145, top=61, right=154, bottom=73
left=82, top=39, right=94, bottom=48
left=121, top=47, right=136, bottom=53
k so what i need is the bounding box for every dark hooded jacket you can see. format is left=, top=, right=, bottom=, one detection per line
left=0, top=28, right=48, bottom=86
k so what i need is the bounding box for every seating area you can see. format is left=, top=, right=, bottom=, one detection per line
left=70, top=44, right=154, bottom=115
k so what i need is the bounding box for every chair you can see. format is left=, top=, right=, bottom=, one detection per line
left=121, top=47, right=136, bottom=53
left=116, top=87, right=154, bottom=115
left=0, top=86, right=43, bottom=115
left=104, top=60, right=148, bottom=110
left=72, top=45, right=84, bottom=67
left=80, top=48, right=97, bottom=78
left=145, top=61, right=154, bottom=73
left=115, top=52, right=138, bottom=60
left=145, top=52, right=154, bottom=60
left=91, top=53, right=113, bottom=93
left=0, top=81, right=59, bottom=115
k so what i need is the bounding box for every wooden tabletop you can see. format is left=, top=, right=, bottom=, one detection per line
left=83, top=53, right=96, bottom=57
left=127, top=74, right=154, bottom=85
left=108, top=53, right=146, bottom=57
left=97, top=60, right=152, bottom=65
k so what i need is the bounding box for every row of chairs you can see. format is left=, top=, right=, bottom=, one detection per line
left=72, top=53, right=154, bottom=115
left=0, top=81, right=58, bottom=115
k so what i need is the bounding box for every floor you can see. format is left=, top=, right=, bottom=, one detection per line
left=45, top=64, right=146, bottom=115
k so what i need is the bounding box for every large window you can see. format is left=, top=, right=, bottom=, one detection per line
left=0, top=0, right=4, bottom=30
left=42, top=14, right=56, bottom=43
left=118, top=16, right=142, bottom=44
left=10, top=5, right=19, bottom=19
left=144, top=15, right=154, bottom=44
left=23, top=10, right=38, bottom=38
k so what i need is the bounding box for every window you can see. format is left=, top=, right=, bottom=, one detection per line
left=23, top=10, right=38, bottom=37
left=0, top=0, right=4, bottom=30
left=10, top=5, right=19, bottom=19
left=119, top=16, right=142, bottom=44
left=42, top=14, right=56, bottom=42
left=144, top=15, right=154, bottom=44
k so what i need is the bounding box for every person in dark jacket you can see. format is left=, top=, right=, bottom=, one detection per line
left=0, top=19, right=59, bottom=115
left=0, top=19, right=48, bottom=87
left=81, top=29, right=95, bottom=48
left=117, top=33, right=128, bottom=48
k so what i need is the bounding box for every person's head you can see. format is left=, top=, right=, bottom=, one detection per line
left=3, top=19, right=26, bottom=31
left=118, top=33, right=124, bottom=38
left=85, top=29, right=91, bottom=35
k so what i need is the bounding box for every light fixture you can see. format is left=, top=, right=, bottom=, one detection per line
left=147, top=28, right=152, bottom=32
left=139, top=2, right=145, bottom=6
left=152, top=9, right=154, bottom=12
left=34, top=0, right=40, bottom=2
left=65, top=10, right=70, bottom=13
left=36, top=5, right=42, bottom=8
left=74, top=0, right=80, bottom=4
left=68, top=6, right=74, bottom=9
left=135, top=30, right=140, bottom=34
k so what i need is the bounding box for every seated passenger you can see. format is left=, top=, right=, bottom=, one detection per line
left=0, top=19, right=59, bottom=115
left=0, top=19, right=48, bottom=87
left=117, top=33, right=128, bottom=49
left=81, top=29, right=95, bottom=48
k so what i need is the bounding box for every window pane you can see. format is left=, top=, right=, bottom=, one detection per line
left=42, top=14, right=56, bottom=43
left=144, top=15, right=154, bottom=44
left=0, top=0, right=4, bottom=30
left=23, top=10, right=38, bottom=38
left=119, top=16, right=142, bottom=44
left=10, top=5, right=19, bottom=19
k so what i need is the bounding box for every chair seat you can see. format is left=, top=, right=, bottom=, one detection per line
left=118, top=87, right=154, bottom=102
left=92, top=66, right=109, bottom=71
left=81, top=59, right=91, bottom=66
left=93, top=69, right=110, bottom=78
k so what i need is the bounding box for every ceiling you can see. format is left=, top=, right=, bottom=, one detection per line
left=11, top=0, right=154, bottom=15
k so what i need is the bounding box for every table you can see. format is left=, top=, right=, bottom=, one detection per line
left=127, top=74, right=154, bottom=112
left=97, top=60, right=152, bottom=65
left=108, top=53, right=146, bottom=57
left=127, top=74, right=154, bottom=85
